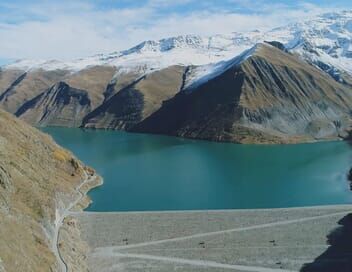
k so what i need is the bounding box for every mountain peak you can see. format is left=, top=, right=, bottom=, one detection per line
left=2, top=10, right=352, bottom=77
left=120, top=35, right=205, bottom=55
left=184, top=43, right=265, bottom=91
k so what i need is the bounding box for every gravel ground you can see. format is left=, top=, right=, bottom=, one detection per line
left=73, top=205, right=352, bottom=272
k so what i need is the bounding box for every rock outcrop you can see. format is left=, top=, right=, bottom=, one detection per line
left=0, top=69, right=69, bottom=114
left=16, top=82, right=92, bottom=127
left=0, top=11, right=352, bottom=143
left=0, top=66, right=116, bottom=128
left=0, top=38, right=352, bottom=143
left=2, top=44, right=352, bottom=144
left=82, top=65, right=187, bottom=130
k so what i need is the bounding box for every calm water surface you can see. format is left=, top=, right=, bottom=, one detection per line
left=42, top=128, right=352, bottom=211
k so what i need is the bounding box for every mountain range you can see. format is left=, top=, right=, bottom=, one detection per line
left=1, top=10, right=352, bottom=143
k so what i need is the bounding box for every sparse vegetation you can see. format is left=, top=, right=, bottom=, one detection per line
left=53, top=148, right=71, bottom=162
left=0, top=109, right=88, bottom=271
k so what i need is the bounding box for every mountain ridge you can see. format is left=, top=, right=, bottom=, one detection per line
left=132, top=43, right=352, bottom=143
left=1, top=11, right=352, bottom=144
left=3, top=10, right=352, bottom=79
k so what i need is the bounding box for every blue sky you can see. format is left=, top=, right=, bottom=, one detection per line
left=0, top=0, right=351, bottom=63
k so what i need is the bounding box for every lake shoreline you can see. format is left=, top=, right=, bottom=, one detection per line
left=41, top=127, right=352, bottom=212
left=43, top=124, right=348, bottom=146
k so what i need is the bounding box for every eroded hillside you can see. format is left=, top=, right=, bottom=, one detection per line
left=133, top=44, right=352, bottom=143
left=0, top=110, right=96, bottom=271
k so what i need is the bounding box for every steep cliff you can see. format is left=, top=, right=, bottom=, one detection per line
left=8, top=65, right=116, bottom=128
left=16, top=82, right=92, bottom=127
left=82, top=65, right=187, bottom=130
left=0, top=69, right=69, bottom=114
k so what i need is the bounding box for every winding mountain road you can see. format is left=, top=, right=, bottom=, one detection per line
left=52, top=171, right=96, bottom=272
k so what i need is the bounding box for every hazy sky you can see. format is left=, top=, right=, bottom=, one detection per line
left=0, top=0, right=351, bottom=63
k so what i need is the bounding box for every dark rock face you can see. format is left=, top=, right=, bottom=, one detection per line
left=82, top=65, right=186, bottom=130
left=0, top=69, right=70, bottom=114
left=0, top=165, right=11, bottom=191
left=0, top=72, right=27, bottom=102
left=0, top=66, right=115, bottom=116
left=51, top=82, right=90, bottom=107
left=1, top=44, right=352, bottom=144
left=133, top=44, right=352, bottom=143
left=264, top=41, right=288, bottom=52
left=82, top=85, right=145, bottom=130
left=132, top=67, right=247, bottom=142
left=311, top=59, right=351, bottom=84
left=16, top=82, right=91, bottom=127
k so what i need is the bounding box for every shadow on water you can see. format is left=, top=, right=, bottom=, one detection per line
left=300, top=214, right=352, bottom=272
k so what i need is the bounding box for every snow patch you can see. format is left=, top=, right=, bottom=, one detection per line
left=184, top=44, right=260, bottom=92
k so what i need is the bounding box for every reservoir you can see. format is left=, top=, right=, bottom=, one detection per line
left=42, top=127, right=352, bottom=211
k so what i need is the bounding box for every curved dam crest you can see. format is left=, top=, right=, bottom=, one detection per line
left=42, top=127, right=352, bottom=211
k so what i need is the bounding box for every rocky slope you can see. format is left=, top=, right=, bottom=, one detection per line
left=0, top=109, right=98, bottom=271
left=82, top=65, right=187, bottom=129
left=0, top=11, right=351, bottom=143
left=133, top=43, right=352, bottom=143
left=0, top=66, right=115, bottom=118
left=0, top=69, right=69, bottom=114
left=16, top=82, right=92, bottom=127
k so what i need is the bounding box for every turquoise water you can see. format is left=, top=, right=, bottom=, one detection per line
left=42, top=127, right=352, bottom=211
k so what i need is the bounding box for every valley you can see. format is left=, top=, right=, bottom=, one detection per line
left=1, top=11, right=352, bottom=144
left=1, top=8, right=352, bottom=272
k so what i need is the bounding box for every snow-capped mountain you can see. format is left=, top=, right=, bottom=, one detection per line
left=183, top=44, right=261, bottom=91
left=181, top=10, right=352, bottom=87
left=4, top=33, right=257, bottom=72
left=2, top=10, right=352, bottom=144
left=3, top=10, right=352, bottom=80
left=270, top=10, right=352, bottom=81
